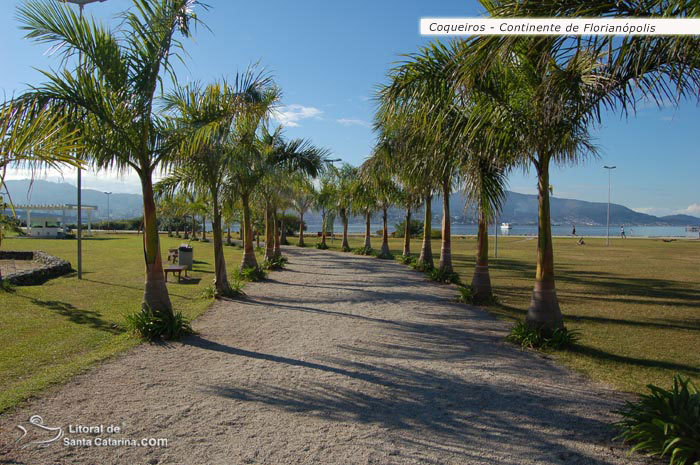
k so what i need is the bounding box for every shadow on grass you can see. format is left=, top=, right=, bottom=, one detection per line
left=19, top=296, right=124, bottom=335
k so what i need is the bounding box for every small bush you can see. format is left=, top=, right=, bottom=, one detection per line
left=456, top=285, right=474, bottom=303
left=410, top=260, right=433, bottom=272
left=376, top=250, right=394, bottom=260
left=315, top=242, right=329, bottom=250
left=615, top=376, right=700, bottom=465
left=263, top=255, right=288, bottom=270
left=200, top=284, right=216, bottom=299
left=427, top=267, right=460, bottom=284
left=353, top=246, right=374, bottom=256
left=397, top=254, right=417, bottom=266
left=506, top=321, right=580, bottom=350
left=125, top=305, right=193, bottom=341
left=430, top=228, right=442, bottom=239
left=394, top=219, right=424, bottom=238
left=236, top=266, right=267, bottom=282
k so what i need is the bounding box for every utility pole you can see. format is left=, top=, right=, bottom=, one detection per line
left=604, top=165, right=616, bottom=246
left=104, top=191, right=112, bottom=233
left=60, top=0, right=109, bottom=279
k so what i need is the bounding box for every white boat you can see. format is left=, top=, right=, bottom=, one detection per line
left=500, top=222, right=512, bottom=230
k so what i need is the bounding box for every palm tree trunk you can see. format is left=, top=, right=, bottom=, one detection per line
left=418, top=192, right=433, bottom=269
left=273, top=208, right=282, bottom=258
left=364, top=209, right=371, bottom=249
left=264, top=202, right=274, bottom=261
left=241, top=193, right=258, bottom=269
left=471, top=207, right=492, bottom=303
left=227, top=224, right=231, bottom=245
left=526, top=155, right=563, bottom=334
left=438, top=177, right=452, bottom=273
left=191, top=214, right=197, bottom=240
left=140, top=173, right=173, bottom=316
left=280, top=215, right=287, bottom=245
left=320, top=212, right=327, bottom=247
left=211, top=200, right=231, bottom=297
left=298, top=211, right=305, bottom=246
left=201, top=215, right=206, bottom=241
left=341, top=210, right=350, bottom=251
left=380, top=207, right=390, bottom=257
left=403, top=207, right=411, bottom=256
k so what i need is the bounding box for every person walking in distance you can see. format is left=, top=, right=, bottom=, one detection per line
left=620, top=225, right=627, bottom=239
left=571, top=224, right=576, bottom=236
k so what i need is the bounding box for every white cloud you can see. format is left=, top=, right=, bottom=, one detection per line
left=337, top=118, right=371, bottom=128
left=271, top=104, right=323, bottom=127
left=678, top=203, right=700, bottom=217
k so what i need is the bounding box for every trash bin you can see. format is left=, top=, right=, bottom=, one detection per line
left=178, top=244, right=193, bottom=270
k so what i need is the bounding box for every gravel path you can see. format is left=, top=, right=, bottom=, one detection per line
left=0, top=246, right=647, bottom=465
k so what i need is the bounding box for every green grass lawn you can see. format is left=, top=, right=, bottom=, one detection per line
left=0, top=233, right=249, bottom=412
left=316, top=233, right=700, bottom=394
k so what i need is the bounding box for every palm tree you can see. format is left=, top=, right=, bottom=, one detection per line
left=462, top=153, right=508, bottom=304
left=290, top=175, right=315, bottom=247
left=0, top=98, right=80, bottom=275
left=16, top=0, right=204, bottom=317
left=350, top=176, right=377, bottom=252
left=315, top=174, right=336, bottom=249
left=333, top=164, right=358, bottom=252
left=377, top=42, right=465, bottom=273
left=157, top=74, right=270, bottom=296
left=361, top=147, right=400, bottom=259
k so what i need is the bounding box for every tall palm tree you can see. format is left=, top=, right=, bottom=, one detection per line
left=361, top=146, right=400, bottom=259
left=315, top=174, right=336, bottom=249
left=350, top=176, right=377, bottom=252
left=333, top=164, right=358, bottom=252
left=290, top=175, right=315, bottom=247
left=462, top=153, right=508, bottom=304
left=156, top=74, right=269, bottom=296
left=16, top=0, right=204, bottom=317
left=377, top=42, right=465, bottom=273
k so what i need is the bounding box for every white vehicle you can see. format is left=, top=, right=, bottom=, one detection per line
left=500, top=222, right=512, bottom=230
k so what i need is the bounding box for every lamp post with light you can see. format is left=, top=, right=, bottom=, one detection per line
left=104, top=191, right=112, bottom=233
left=59, top=0, right=109, bottom=278
left=604, top=165, right=616, bottom=246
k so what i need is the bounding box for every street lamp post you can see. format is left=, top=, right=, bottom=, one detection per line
left=104, top=191, right=112, bottom=233
left=604, top=165, right=616, bottom=246
left=60, top=0, right=109, bottom=279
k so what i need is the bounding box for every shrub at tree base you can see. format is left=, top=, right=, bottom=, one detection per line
left=376, top=250, right=394, bottom=260
left=393, top=219, right=423, bottom=238
left=263, top=256, right=288, bottom=271
left=615, top=375, right=700, bottom=465
left=353, top=246, right=374, bottom=256
left=235, top=266, right=267, bottom=282
left=456, top=284, right=473, bottom=303
left=427, top=267, right=460, bottom=284
left=397, top=254, right=417, bottom=266
left=125, top=305, right=193, bottom=342
left=506, top=321, right=580, bottom=350
left=315, top=242, right=329, bottom=250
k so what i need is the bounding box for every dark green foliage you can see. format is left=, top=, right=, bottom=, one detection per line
left=410, top=260, right=434, bottom=272
left=615, top=376, right=700, bottom=465
left=427, top=267, right=460, bottom=284
left=235, top=266, right=267, bottom=282
left=125, top=305, right=193, bottom=341
left=456, top=284, right=473, bottom=303
left=430, top=228, right=442, bottom=239
left=397, top=254, right=417, bottom=266
left=315, top=242, right=329, bottom=250
left=280, top=214, right=305, bottom=236
left=506, top=321, right=580, bottom=350
left=341, top=244, right=352, bottom=252
left=353, top=246, right=375, bottom=256
left=0, top=279, right=15, bottom=293
left=263, top=255, right=288, bottom=270
left=376, top=250, right=394, bottom=260
left=394, top=219, right=423, bottom=238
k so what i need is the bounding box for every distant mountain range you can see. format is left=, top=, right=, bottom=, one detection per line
left=3, top=179, right=699, bottom=227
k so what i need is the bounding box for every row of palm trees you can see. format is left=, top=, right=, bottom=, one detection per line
left=369, top=1, right=700, bottom=334
left=1, top=1, right=330, bottom=318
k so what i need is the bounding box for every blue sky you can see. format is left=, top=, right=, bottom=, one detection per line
left=2, top=0, right=698, bottom=217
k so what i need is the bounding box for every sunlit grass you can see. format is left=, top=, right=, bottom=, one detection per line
left=318, top=233, right=700, bottom=394
left=0, top=233, right=252, bottom=412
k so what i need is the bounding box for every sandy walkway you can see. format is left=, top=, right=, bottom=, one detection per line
left=0, top=247, right=647, bottom=465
